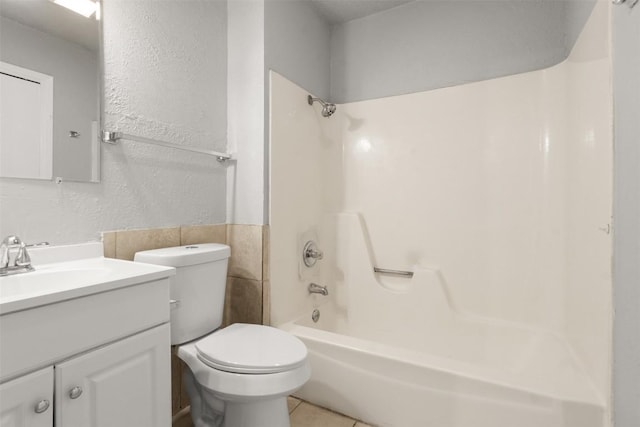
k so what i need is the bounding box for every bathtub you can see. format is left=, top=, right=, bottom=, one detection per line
left=281, top=299, right=605, bottom=427
left=276, top=213, right=607, bottom=426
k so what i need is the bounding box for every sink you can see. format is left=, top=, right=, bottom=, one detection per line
left=0, top=265, right=111, bottom=301
left=0, top=242, right=175, bottom=314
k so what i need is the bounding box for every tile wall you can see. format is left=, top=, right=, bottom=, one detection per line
left=101, top=223, right=270, bottom=420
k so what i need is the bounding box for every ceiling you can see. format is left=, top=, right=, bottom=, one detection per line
left=0, top=0, right=99, bottom=52
left=310, top=0, right=415, bottom=24
left=0, top=0, right=414, bottom=53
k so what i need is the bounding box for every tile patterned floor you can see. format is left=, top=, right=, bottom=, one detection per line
left=174, top=397, right=373, bottom=427
left=288, top=397, right=373, bottom=427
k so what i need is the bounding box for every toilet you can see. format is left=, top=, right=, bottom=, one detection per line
left=134, top=244, right=310, bottom=427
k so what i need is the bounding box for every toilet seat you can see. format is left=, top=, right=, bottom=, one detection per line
left=195, top=324, right=308, bottom=374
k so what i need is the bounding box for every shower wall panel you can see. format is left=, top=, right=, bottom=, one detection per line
left=269, top=72, right=342, bottom=326
left=270, top=0, right=612, bottom=409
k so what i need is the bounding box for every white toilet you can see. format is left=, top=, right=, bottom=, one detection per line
left=134, top=244, right=310, bottom=427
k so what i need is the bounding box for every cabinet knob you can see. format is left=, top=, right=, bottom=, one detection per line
left=34, top=399, right=50, bottom=414
left=69, top=386, right=83, bottom=399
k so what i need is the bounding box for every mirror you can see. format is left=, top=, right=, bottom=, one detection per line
left=0, top=0, right=101, bottom=183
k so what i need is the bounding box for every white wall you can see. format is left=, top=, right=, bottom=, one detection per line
left=259, top=0, right=333, bottom=224
left=330, top=0, right=596, bottom=103
left=226, top=0, right=265, bottom=225
left=269, top=71, right=342, bottom=325
left=0, top=16, right=97, bottom=181
left=563, top=0, right=613, bottom=405
left=0, top=0, right=228, bottom=244
left=612, top=3, right=640, bottom=426
left=265, top=0, right=332, bottom=101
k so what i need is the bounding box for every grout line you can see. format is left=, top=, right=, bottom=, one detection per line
left=288, top=397, right=303, bottom=414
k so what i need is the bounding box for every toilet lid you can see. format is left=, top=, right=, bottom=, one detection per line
left=195, top=323, right=308, bottom=374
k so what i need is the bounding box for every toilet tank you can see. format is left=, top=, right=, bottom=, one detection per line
left=134, top=244, right=231, bottom=345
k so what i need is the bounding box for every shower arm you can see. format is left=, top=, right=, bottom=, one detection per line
left=307, top=95, right=327, bottom=107
left=612, top=0, right=637, bottom=8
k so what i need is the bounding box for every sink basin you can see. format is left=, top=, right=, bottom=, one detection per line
left=0, top=266, right=111, bottom=300
left=0, top=242, right=175, bottom=314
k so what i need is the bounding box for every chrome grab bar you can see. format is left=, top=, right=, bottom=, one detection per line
left=102, top=131, right=232, bottom=162
left=373, top=267, right=414, bottom=278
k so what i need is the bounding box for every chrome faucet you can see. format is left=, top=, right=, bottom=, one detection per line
left=308, top=282, right=329, bottom=296
left=0, top=235, right=35, bottom=276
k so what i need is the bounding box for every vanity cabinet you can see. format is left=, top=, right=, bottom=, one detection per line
left=0, top=246, right=175, bottom=427
left=0, top=325, right=170, bottom=427
left=55, top=324, right=170, bottom=427
left=0, top=367, right=53, bottom=427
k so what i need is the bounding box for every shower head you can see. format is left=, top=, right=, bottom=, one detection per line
left=307, top=95, right=337, bottom=118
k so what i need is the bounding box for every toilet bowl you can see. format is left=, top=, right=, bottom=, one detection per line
left=134, top=244, right=310, bottom=427
left=179, top=323, right=310, bottom=427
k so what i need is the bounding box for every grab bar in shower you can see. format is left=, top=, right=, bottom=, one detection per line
left=373, top=267, right=414, bottom=278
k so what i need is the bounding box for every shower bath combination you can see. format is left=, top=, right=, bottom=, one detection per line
left=307, top=95, right=336, bottom=117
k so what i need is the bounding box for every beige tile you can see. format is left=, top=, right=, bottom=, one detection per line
left=262, top=280, right=271, bottom=326
left=172, top=407, right=192, bottom=427
left=262, top=225, right=270, bottom=281
left=227, top=224, right=263, bottom=280
left=354, top=423, right=374, bottom=427
left=288, top=396, right=302, bottom=414
left=180, top=224, right=227, bottom=246
left=115, top=227, right=180, bottom=261
left=224, top=277, right=263, bottom=325
left=222, top=277, right=233, bottom=327
left=102, top=231, right=116, bottom=259
left=290, top=402, right=356, bottom=427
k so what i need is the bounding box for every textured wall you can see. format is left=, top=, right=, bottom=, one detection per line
left=0, top=0, right=228, bottom=244
left=0, top=16, right=98, bottom=181
left=330, top=0, right=596, bottom=103
left=613, top=3, right=640, bottom=426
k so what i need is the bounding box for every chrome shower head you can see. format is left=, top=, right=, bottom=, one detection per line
left=307, top=95, right=336, bottom=118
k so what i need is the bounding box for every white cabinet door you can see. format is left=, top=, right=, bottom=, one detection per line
left=55, top=324, right=171, bottom=427
left=0, top=367, right=53, bottom=427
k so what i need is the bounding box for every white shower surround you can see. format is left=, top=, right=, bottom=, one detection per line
left=269, top=2, right=612, bottom=426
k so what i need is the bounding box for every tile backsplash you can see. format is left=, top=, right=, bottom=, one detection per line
left=102, top=223, right=268, bottom=325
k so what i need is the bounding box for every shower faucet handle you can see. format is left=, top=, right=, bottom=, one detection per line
left=303, top=240, right=324, bottom=267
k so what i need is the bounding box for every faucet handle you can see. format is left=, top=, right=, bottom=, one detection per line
left=303, top=240, right=324, bottom=267
left=2, top=235, right=21, bottom=245
left=1, top=235, right=21, bottom=267
left=15, top=242, right=32, bottom=267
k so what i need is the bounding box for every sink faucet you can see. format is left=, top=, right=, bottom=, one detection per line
left=308, top=282, right=329, bottom=296
left=0, top=235, right=35, bottom=276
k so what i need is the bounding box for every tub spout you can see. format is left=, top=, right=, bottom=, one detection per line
left=308, top=282, right=328, bottom=296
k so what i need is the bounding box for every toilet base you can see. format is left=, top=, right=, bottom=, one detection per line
left=224, top=398, right=290, bottom=427
left=183, top=364, right=294, bottom=427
